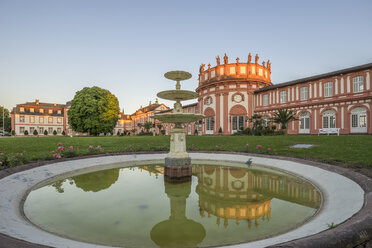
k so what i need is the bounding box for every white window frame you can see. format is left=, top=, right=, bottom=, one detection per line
left=324, top=82, right=333, bottom=97
left=300, top=87, right=308, bottom=100
left=263, top=94, right=269, bottom=106
left=206, top=117, right=214, bottom=134
left=232, top=115, right=244, bottom=133
left=299, top=112, right=310, bottom=134
left=322, top=110, right=336, bottom=129
left=280, top=91, right=287, bottom=103
left=29, top=116, right=35, bottom=123
left=353, top=76, right=364, bottom=93
left=351, top=107, right=367, bottom=133
left=48, top=117, right=53, bottom=123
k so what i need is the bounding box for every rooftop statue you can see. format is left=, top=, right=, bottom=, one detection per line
left=216, top=55, right=220, bottom=65
left=224, top=53, right=228, bottom=64
left=199, top=64, right=205, bottom=73
left=267, top=60, right=271, bottom=71
left=255, top=54, right=259, bottom=64
left=208, top=64, right=211, bottom=70
left=262, top=61, right=266, bottom=67
left=236, top=57, right=240, bottom=64
left=248, top=53, right=252, bottom=63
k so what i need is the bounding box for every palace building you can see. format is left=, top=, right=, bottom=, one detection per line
left=10, top=54, right=372, bottom=136
left=195, top=54, right=372, bottom=135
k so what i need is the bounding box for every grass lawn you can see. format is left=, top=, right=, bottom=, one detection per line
left=0, top=135, right=371, bottom=175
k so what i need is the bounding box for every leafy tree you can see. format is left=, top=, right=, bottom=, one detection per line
left=44, top=130, right=48, bottom=135
left=33, top=129, right=38, bottom=136
left=53, top=130, right=57, bottom=136
left=0, top=106, right=11, bottom=132
left=144, top=121, right=153, bottom=133
left=68, top=86, right=120, bottom=135
left=24, top=130, right=28, bottom=136
left=273, top=108, right=297, bottom=130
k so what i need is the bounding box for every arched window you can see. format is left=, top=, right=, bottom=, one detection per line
left=299, top=112, right=310, bottom=134
left=322, top=110, right=336, bottom=128
left=351, top=107, right=367, bottom=133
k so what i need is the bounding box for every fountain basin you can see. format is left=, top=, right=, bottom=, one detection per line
left=0, top=153, right=365, bottom=248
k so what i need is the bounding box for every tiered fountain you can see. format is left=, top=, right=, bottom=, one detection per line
left=151, top=70, right=205, bottom=181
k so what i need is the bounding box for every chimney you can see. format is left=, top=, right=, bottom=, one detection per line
left=35, top=99, right=39, bottom=104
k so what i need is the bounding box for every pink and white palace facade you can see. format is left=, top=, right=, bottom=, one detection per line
left=196, top=54, right=372, bottom=135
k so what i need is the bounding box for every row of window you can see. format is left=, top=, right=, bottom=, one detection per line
left=203, top=107, right=367, bottom=132
left=19, top=116, right=63, bottom=124
left=19, top=127, right=62, bottom=134
left=19, top=107, right=62, bottom=114
left=262, top=76, right=365, bottom=106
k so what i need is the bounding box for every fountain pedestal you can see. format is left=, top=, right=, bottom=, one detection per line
left=151, top=70, right=205, bottom=182
left=164, top=129, right=192, bottom=180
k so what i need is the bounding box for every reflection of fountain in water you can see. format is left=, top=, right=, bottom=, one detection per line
left=151, top=71, right=205, bottom=182
left=150, top=180, right=206, bottom=247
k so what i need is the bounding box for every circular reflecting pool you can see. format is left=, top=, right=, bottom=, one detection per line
left=23, top=161, right=321, bottom=247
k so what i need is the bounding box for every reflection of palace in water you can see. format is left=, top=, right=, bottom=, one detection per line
left=138, top=164, right=321, bottom=228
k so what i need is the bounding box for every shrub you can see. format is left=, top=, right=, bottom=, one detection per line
left=24, top=130, right=28, bottom=136
left=271, top=125, right=277, bottom=131
left=117, top=131, right=121, bottom=136
left=53, top=130, right=57, bottom=136
left=44, top=130, right=48, bottom=135
left=161, top=130, right=165, bottom=135
left=62, top=130, right=66, bottom=136
left=33, top=129, right=38, bottom=136
left=11, top=130, right=15, bottom=136
left=7, top=153, right=28, bottom=167
left=218, top=127, right=222, bottom=134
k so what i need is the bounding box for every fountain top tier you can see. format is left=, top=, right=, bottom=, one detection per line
left=151, top=70, right=204, bottom=126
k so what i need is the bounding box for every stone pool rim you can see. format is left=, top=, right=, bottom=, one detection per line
left=0, top=151, right=370, bottom=248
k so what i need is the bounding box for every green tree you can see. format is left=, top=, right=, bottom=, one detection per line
left=273, top=108, right=297, bottom=130
left=0, top=106, right=11, bottom=133
left=249, top=114, right=263, bottom=130
left=144, top=121, right=153, bottom=133
left=44, top=130, right=48, bottom=135
left=24, top=130, right=28, bottom=136
left=53, top=130, right=57, bottom=136
left=68, top=86, right=120, bottom=135
left=33, top=129, right=38, bottom=136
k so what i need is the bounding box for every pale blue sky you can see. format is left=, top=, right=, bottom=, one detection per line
left=1, top=0, right=371, bottom=113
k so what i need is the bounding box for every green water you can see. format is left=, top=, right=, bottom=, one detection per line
left=24, top=163, right=321, bottom=247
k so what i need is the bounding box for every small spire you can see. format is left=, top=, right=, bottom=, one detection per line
left=155, top=98, right=159, bottom=104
